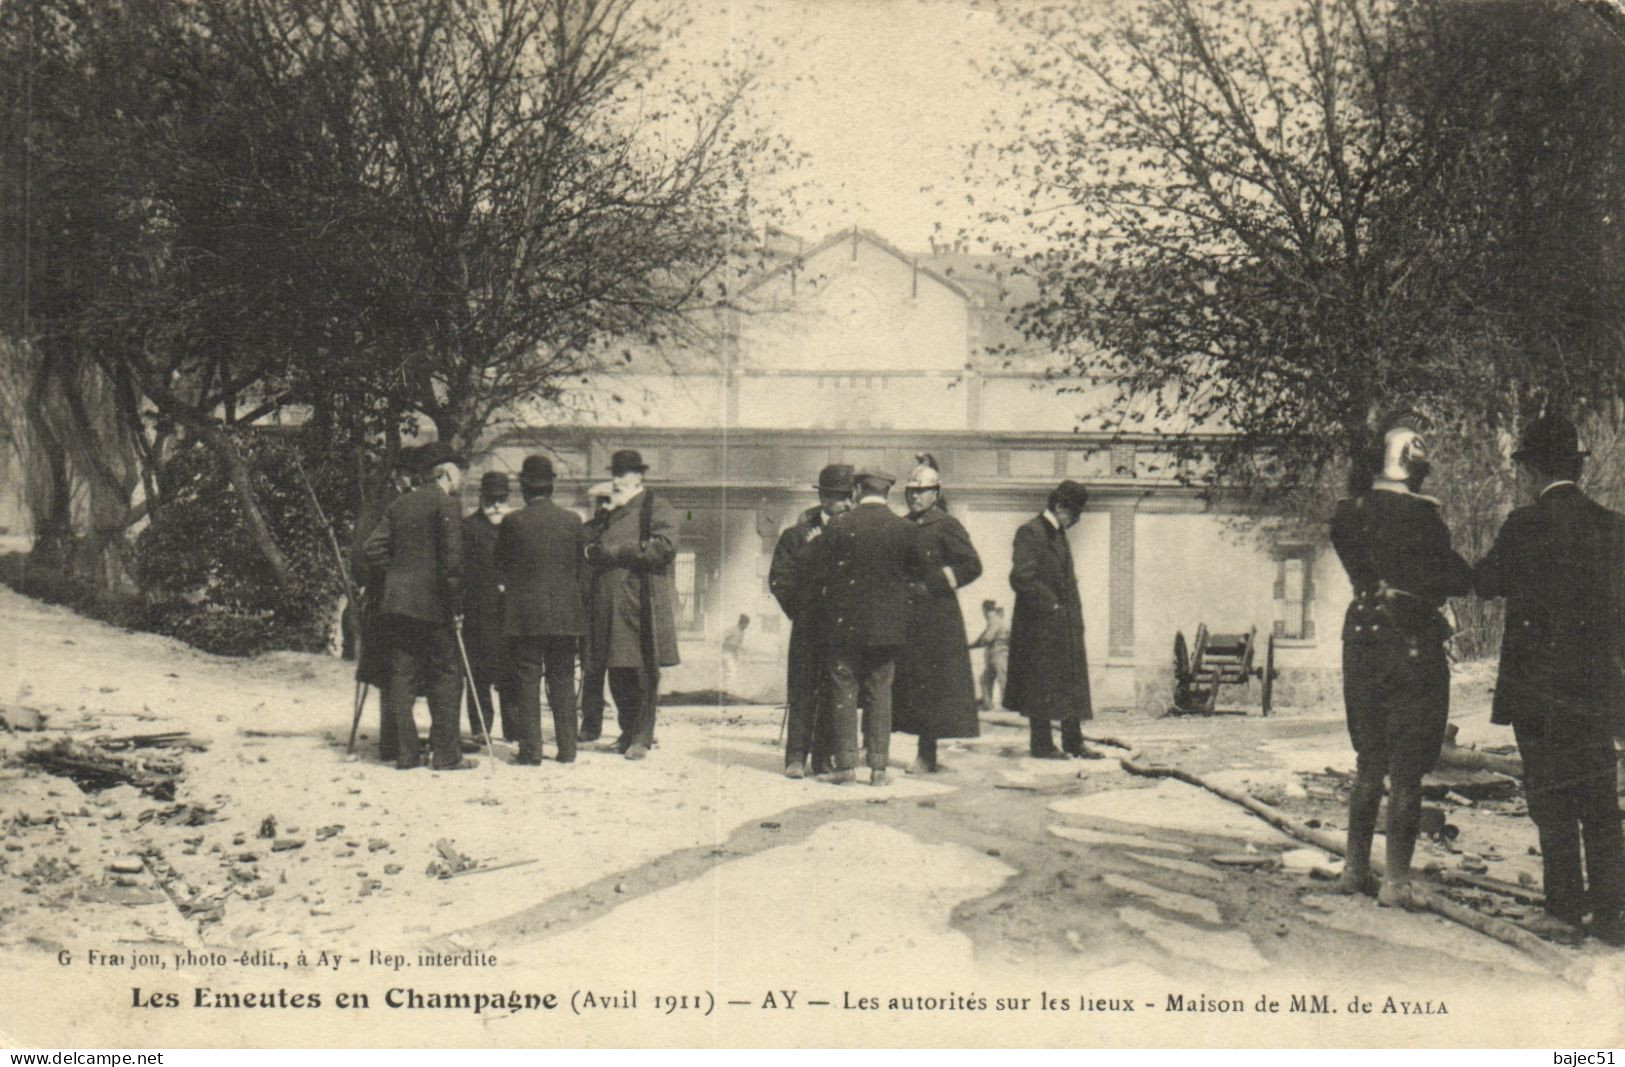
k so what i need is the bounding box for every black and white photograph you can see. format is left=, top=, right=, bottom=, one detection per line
left=0, top=0, right=1623, bottom=1051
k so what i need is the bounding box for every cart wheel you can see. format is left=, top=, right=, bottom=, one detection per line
left=1261, top=633, right=1277, bottom=717
left=1193, top=623, right=1210, bottom=665
left=1172, top=631, right=1190, bottom=709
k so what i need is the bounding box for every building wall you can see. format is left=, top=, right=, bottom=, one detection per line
left=741, top=237, right=970, bottom=375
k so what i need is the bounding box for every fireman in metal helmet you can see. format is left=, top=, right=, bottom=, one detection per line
left=894, top=453, right=983, bottom=773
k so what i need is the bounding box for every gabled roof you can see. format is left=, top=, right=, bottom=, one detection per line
left=739, top=226, right=977, bottom=302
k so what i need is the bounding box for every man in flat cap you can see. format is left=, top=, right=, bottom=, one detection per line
left=362, top=441, right=476, bottom=771
left=1004, top=480, right=1095, bottom=760
left=1474, top=414, right=1625, bottom=944
left=1331, top=411, right=1470, bottom=909
left=498, top=455, right=586, bottom=765
left=577, top=481, right=615, bottom=743
left=461, top=471, right=516, bottom=744
left=769, top=463, right=854, bottom=777
left=816, top=468, right=925, bottom=786
left=583, top=449, right=680, bottom=760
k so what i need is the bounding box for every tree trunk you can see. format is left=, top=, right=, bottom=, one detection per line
left=119, top=358, right=298, bottom=596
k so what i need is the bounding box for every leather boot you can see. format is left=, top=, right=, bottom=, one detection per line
left=1378, top=779, right=1424, bottom=910
left=1337, top=778, right=1383, bottom=896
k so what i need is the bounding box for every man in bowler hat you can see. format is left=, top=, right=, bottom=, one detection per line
left=816, top=468, right=925, bottom=786
left=1004, top=480, right=1095, bottom=759
left=498, top=455, right=587, bottom=764
left=1474, top=414, right=1625, bottom=944
left=583, top=449, right=680, bottom=760
left=461, top=471, right=516, bottom=742
left=362, top=442, right=476, bottom=771
left=769, top=463, right=854, bottom=777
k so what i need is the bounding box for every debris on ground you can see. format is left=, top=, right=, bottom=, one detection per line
left=18, top=736, right=189, bottom=801
left=427, top=838, right=476, bottom=877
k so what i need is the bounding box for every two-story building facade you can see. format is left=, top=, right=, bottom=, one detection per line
left=481, top=228, right=1348, bottom=710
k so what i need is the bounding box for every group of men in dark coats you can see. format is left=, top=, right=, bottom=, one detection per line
left=354, top=445, right=678, bottom=771
left=768, top=458, right=1097, bottom=786
left=1333, top=411, right=1624, bottom=946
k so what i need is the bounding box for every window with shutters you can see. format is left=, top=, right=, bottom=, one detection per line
left=1273, top=547, right=1316, bottom=641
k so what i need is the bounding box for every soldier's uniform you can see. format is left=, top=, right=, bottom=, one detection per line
left=1331, top=465, right=1471, bottom=904
left=1474, top=416, right=1625, bottom=944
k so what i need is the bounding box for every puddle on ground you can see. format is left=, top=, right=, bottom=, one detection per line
left=1102, top=872, right=1222, bottom=924
left=1128, top=852, right=1225, bottom=882
left=1117, top=905, right=1267, bottom=971
left=1046, top=825, right=1193, bottom=854
left=1050, top=781, right=1296, bottom=843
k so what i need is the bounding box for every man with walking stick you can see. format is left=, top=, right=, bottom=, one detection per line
left=349, top=445, right=421, bottom=762
left=769, top=463, right=853, bottom=778
left=363, top=442, right=478, bottom=772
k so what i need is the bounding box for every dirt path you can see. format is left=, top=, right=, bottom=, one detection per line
left=2, top=586, right=1622, bottom=1047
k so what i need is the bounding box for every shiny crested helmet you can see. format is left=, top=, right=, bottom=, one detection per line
left=905, top=452, right=942, bottom=490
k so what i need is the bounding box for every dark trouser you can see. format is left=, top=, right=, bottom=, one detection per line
left=579, top=661, right=608, bottom=740
left=829, top=646, right=895, bottom=772
left=467, top=669, right=518, bottom=743
left=1030, top=715, right=1084, bottom=756
left=609, top=665, right=660, bottom=750
left=510, top=636, right=580, bottom=763
left=382, top=615, right=463, bottom=770
left=785, top=631, right=834, bottom=770
left=1514, top=714, right=1625, bottom=925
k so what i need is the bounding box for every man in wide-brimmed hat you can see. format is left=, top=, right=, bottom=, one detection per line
left=461, top=471, right=516, bottom=745
left=1475, top=413, right=1625, bottom=945
left=582, top=449, right=680, bottom=760
left=362, top=441, right=477, bottom=771
left=1331, top=411, right=1472, bottom=910
left=498, top=455, right=587, bottom=765
left=769, top=463, right=854, bottom=777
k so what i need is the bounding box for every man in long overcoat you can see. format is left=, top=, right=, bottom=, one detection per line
left=817, top=468, right=925, bottom=786
left=893, top=455, right=982, bottom=774
left=769, top=463, right=853, bottom=778
left=498, top=455, right=586, bottom=765
left=1004, top=480, right=1093, bottom=759
left=362, top=442, right=475, bottom=771
left=584, top=449, right=680, bottom=761
left=461, top=471, right=516, bottom=743
left=1473, top=415, right=1625, bottom=945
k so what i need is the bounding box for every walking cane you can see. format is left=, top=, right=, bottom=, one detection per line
left=346, top=679, right=369, bottom=757
left=452, top=619, right=498, bottom=767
